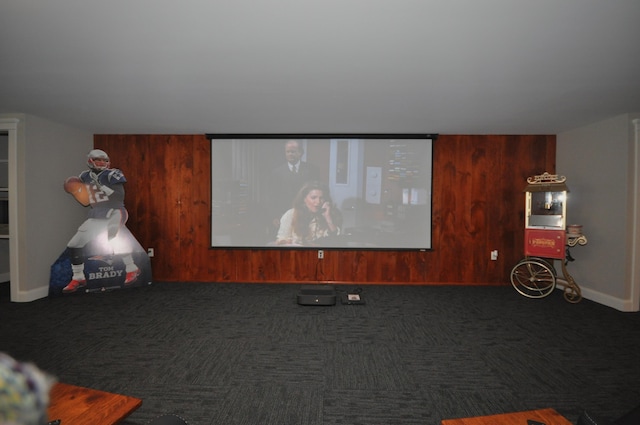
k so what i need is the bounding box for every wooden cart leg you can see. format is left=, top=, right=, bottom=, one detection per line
left=560, top=260, right=582, bottom=303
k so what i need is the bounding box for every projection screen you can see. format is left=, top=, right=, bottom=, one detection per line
left=207, top=134, right=436, bottom=249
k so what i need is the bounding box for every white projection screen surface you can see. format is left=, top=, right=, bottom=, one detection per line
left=207, top=134, right=435, bottom=249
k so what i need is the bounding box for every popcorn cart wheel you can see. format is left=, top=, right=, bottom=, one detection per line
left=510, top=248, right=585, bottom=303
left=510, top=256, right=557, bottom=299
left=510, top=173, right=587, bottom=304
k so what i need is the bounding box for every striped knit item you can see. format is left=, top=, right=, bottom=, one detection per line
left=0, top=353, right=55, bottom=425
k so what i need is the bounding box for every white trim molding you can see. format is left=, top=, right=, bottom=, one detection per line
left=627, top=118, right=640, bottom=312
left=0, top=118, right=22, bottom=302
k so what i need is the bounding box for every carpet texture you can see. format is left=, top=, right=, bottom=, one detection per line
left=1, top=282, right=639, bottom=425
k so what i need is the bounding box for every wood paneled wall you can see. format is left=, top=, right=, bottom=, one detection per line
left=95, top=134, right=555, bottom=285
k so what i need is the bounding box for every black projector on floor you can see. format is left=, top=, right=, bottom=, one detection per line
left=297, top=285, right=336, bottom=306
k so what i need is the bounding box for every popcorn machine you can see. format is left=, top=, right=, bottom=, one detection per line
left=510, top=172, right=587, bottom=303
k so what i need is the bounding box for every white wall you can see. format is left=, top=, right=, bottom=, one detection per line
left=557, top=113, right=640, bottom=311
left=0, top=113, right=91, bottom=300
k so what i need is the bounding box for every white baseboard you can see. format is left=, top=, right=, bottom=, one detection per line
left=12, top=285, right=49, bottom=302
left=556, top=282, right=637, bottom=312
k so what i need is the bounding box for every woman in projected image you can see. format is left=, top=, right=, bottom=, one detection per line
left=276, top=181, right=342, bottom=246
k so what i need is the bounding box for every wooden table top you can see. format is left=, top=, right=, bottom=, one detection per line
left=48, top=382, right=142, bottom=425
left=441, top=408, right=573, bottom=425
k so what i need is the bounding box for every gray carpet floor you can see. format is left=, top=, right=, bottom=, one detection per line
left=1, top=282, right=639, bottom=425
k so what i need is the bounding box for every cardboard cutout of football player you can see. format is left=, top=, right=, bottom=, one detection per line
left=49, top=149, right=152, bottom=295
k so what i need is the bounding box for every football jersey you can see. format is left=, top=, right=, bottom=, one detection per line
left=79, top=169, right=127, bottom=218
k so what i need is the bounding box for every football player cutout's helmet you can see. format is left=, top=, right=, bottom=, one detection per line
left=87, top=149, right=110, bottom=171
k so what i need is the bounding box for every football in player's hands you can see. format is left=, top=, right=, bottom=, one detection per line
left=64, top=176, right=82, bottom=193
left=64, top=176, right=90, bottom=206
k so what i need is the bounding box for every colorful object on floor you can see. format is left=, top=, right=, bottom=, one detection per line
left=0, top=352, right=55, bottom=425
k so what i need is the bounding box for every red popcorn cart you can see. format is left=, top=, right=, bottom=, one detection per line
left=510, top=172, right=587, bottom=303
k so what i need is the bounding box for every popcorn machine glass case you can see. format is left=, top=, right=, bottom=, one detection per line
left=524, top=175, right=568, bottom=259
left=511, top=172, right=586, bottom=303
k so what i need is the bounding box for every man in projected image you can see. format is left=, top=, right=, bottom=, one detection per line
left=268, top=139, right=319, bottom=235
left=276, top=181, right=342, bottom=245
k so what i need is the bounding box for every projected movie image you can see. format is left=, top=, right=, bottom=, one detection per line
left=209, top=135, right=434, bottom=249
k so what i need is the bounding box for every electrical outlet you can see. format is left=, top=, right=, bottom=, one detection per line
left=490, top=250, right=498, bottom=261
left=147, top=248, right=155, bottom=257
left=318, top=250, right=324, bottom=259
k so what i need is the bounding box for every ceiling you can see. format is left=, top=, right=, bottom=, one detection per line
left=2, top=1, right=640, bottom=135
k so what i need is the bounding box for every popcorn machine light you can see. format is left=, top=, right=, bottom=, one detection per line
left=510, top=172, right=587, bottom=303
